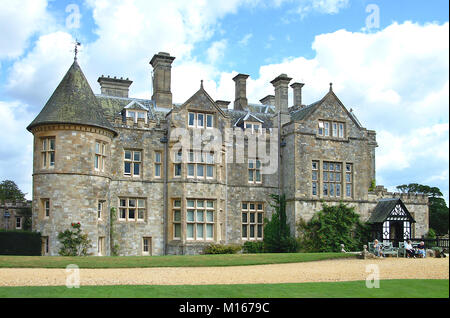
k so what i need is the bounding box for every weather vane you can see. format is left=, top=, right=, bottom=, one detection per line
left=74, top=39, right=81, bottom=61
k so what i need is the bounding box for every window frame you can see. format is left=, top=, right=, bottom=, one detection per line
left=126, top=109, right=148, bottom=124
left=97, top=200, right=105, bottom=221
left=248, top=159, right=262, bottom=184
left=173, top=199, right=182, bottom=240
left=118, top=198, right=146, bottom=222
left=124, top=149, right=142, bottom=177
left=312, top=160, right=319, bottom=196
left=154, top=151, right=162, bottom=178
left=185, top=199, right=215, bottom=241
left=187, top=150, right=215, bottom=180
left=318, top=120, right=345, bottom=139
left=322, top=161, right=342, bottom=198
left=241, top=202, right=264, bottom=240
left=188, top=111, right=214, bottom=129
left=41, top=137, right=55, bottom=169
left=15, top=217, right=22, bottom=230
left=95, top=141, right=107, bottom=172
left=345, top=163, right=353, bottom=197
left=41, top=199, right=50, bottom=219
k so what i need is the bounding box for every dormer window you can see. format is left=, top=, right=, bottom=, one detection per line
left=244, top=122, right=262, bottom=134
left=126, top=110, right=147, bottom=124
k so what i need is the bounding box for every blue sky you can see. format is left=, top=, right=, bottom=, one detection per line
left=0, top=0, right=448, bottom=203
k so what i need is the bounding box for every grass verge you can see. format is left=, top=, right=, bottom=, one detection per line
left=0, top=280, right=447, bottom=298
left=0, top=253, right=356, bottom=269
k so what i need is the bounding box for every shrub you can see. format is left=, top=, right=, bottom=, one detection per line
left=0, top=230, right=41, bottom=255
left=425, top=228, right=436, bottom=239
left=57, top=222, right=92, bottom=256
left=203, top=244, right=242, bottom=254
left=242, top=241, right=265, bottom=253
left=263, top=194, right=299, bottom=253
left=297, top=202, right=370, bottom=252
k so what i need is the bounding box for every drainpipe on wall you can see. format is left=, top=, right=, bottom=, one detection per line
left=161, top=130, right=169, bottom=255
left=278, top=111, right=282, bottom=197
left=225, top=144, right=228, bottom=243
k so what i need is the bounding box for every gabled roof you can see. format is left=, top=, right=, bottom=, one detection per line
left=368, top=198, right=416, bottom=224
left=234, top=112, right=265, bottom=127
left=124, top=100, right=148, bottom=111
left=27, top=60, right=116, bottom=135
left=178, top=84, right=227, bottom=118
left=225, top=109, right=274, bottom=129
left=247, top=103, right=275, bottom=114
left=290, top=89, right=363, bottom=129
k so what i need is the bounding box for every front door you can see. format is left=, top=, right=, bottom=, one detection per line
left=389, top=222, right=402, bottom=246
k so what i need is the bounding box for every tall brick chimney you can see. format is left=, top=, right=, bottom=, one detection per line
left=290, top=82, right=305, bottom=108
left=150, top=52, right=176, bottom=108
left=233, top=73, right=249, bottom=111
left=271, top=73, right=292, bottom=114
left=97, top=76, right=133, bottom=98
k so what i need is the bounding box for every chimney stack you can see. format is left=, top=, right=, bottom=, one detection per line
left=233, top=73, right=249, bottom=111
left=271, top=73, right=292, bottom=114
left=259, top=95, right=275, bottom=106
left=150, top=52, right=176, bottom=108
left=290, top=82, right=305, bottom=108
left=97, top=76, right=133, bottom=98
left=215, top=100, right=230, bottom=110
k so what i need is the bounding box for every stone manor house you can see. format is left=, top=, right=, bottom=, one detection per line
left=27, top=52, right=429, bottom=256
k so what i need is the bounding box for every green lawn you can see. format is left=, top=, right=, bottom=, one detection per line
left=0, top=280, right=447, bottom=298
left=0, top=253, right=356, bottom=268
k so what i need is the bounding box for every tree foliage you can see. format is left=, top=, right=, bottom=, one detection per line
left=396, top=183, right=449, bottom=235
left=297, top=202, right=370, bottom=252
left=263, top=194, right=298, bottom=253
left=0, top=180, right=25, bottom=203
left=396, top=183, right=443, bottom=197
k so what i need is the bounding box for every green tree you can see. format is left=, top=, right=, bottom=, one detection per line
left=396, top=183, right=449, bottom=235
left=297, top=202, right=370, bottom=252
left=263, top=194, right=298, bottom=253
left=0, top=180, right=26, bottom=204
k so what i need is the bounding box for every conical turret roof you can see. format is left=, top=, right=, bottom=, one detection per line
left=27, top=60, right=116, bottom=135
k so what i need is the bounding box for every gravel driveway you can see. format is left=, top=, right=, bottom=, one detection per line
left=0, top=258, right=448, bottom=287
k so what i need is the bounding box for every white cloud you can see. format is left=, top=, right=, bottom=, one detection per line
left=308, top=0, right=349, bottom=14
left=377, top=124, right=449, bottom=172
left=239, top=33, right=253, bottom=46
left=208, top=21, right=449, bottom=201
left=207, top=39, right=228, bottom=64
left=273, top=0, right=349, bottom=18
left=5, top=32, right=76, bottom=109
left=0, top=100, right=34, bottom=199
left=0, top=0, right=52, bottom=59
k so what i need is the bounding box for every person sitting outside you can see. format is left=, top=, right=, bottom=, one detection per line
left=373, top=239, right=384, bottom=257
left=405, top=240, right=416, bottom=258
left=416, top=241, right=426, bottom=258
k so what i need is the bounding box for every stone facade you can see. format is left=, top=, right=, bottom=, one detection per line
left=0, top=200, right=31, bottom=231
left=28, top=52, right=429, bottom=256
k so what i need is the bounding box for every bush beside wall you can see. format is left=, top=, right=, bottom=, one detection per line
left=0, top=230, right=41, bottom=255
left=203, top=244, right=242, bottom=254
